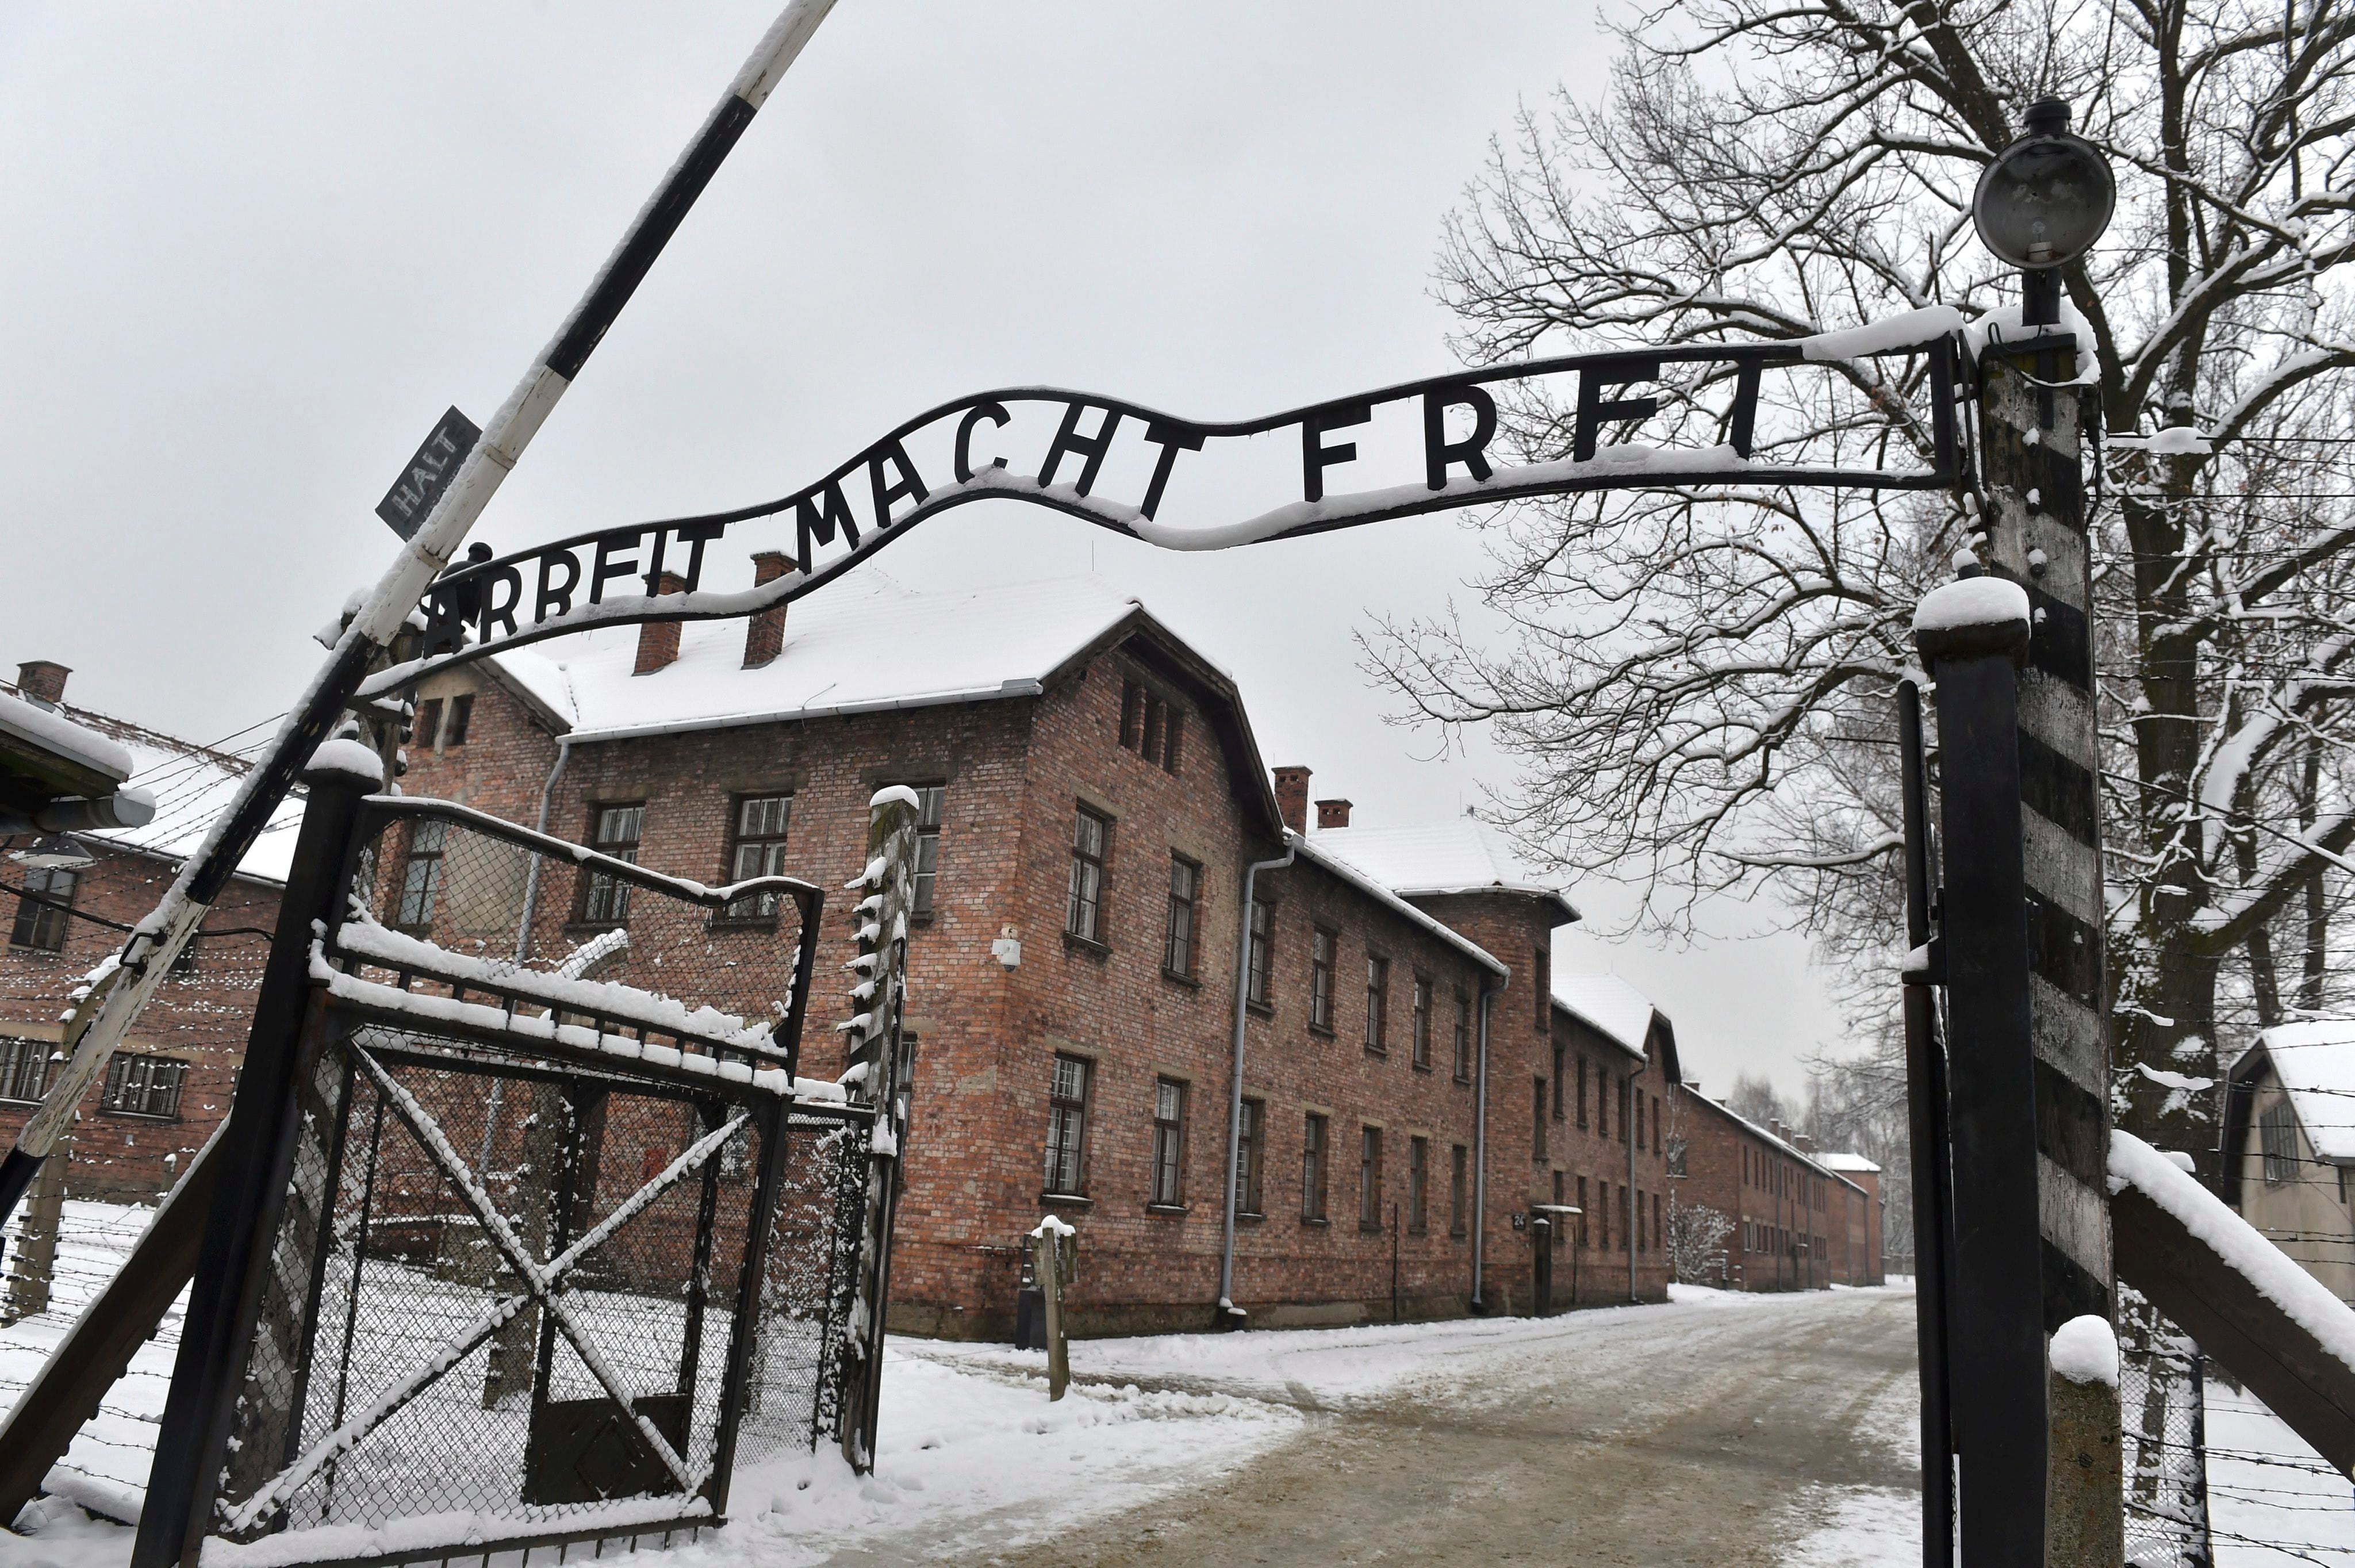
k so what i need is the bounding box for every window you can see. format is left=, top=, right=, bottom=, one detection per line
left=1118, top=677, right=1183, bottom=773
left=410, top=697, right=443, bottom=750
left=1044, top=1054, right=1091, bottom=1195
left=1359, top=1126, right=1383, bottom=1230
left=1449, top=1144, right=1468, bottom=1236
left=10, top=864, right=76, bottom=952
left=1552, top=1043, right=1566, bottom=1121
left=1236, top=1097, right=1265, bottom=1214
left=444, top=693, right=474, bottom=746
left=102, top=1053, right=186, bottom=1119
left=1599, top=1180, right=1610, bottom=1251
left=1363, top=953, right=1389, bottom=1053
left=900, top=784, right=946, bottom=917
left=1532, top=1077, right=1548, bottom=1160
left=1309, top=929, right=1336, bottom=1032
left=1409, top=1137, right=1429, bottom=1235
left=1598, top=1074, right=1609, bottom=1139
left=396, top=820, right=447, bottom=928
left=1452, top=990, right=1472, bottom=1082
left=1637, top=1187, right=1646, bottom=1253
left=1534, top=945, right=1549, bottom=1032
left=0, top=1038, right=49, bottom=1103
left=1636, top=1090, right=1646, bottom=1151
left=1151, top=1079, right=1187, bottom=1206
left=1621, top=1185, right=1632, bottom=1252
left=1412, top=977, right=1432, bottom=1069
left=1552, top=1170, right=1567, bottom=1251
left=1578, top=1175, right=1590, bottom=1247
left=581, top=804, right=643, bottom=925
left=1164, top=856, right=1199, bottom=978
left=1577, top=1057, right=1589, bottom=1128
left=1619, top=1077, right=1632, bottom=1145
left=2261, top=1100, right=2298, bottom=1184
left=1246, top=898, right=1274, bottom=1006
left=1065, top=806, right=1109, bottom=943
left=1301, top=1113, right=1329, bottom=1221
left=721, top=793, right=792, bottom=921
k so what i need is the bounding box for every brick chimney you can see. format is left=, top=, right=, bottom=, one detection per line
left=1315, top=798, right=1353, bottom=830
left=1272, top=766, right=1310, bottom=834
left=743, top=551, right=791, bottom=669
left=633, top=573, right=688, bottom=676
left=15, top=661, right=68, bottom=708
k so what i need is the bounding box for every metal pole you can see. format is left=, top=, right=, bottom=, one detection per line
left=1915, top=580, right=2047, bottom=1567
left=133, top=753, right=375, bottom=1568
left=0, top=0, right=843, bottom=1234
left=1899, top=673, right=1957, bottom=1568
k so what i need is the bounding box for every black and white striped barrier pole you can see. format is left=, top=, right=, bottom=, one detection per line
left=0, top=0, right=842, bottom=1238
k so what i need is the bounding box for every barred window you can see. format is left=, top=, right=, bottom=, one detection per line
left=1164, top=856, right=1199, bottom=978
left=1151, top=1079, right=1186, bottom=1206
left=1363, top=953, right=1389, bottom=1054
left=1066, top=807, right=1109, bottom=943
left=581, top=804, right=643, bottom=926
left=2261, top=1100, right=2298, bottom=1184
left=722, top=793, right=792, bottom=921
left=1411, top=976, right=1432, bottom=1069
left=1301, top=1113, right=1328, bottom=1221
left=1235, top=1097, right=1265, bottom=1215
left=397, top=819, right=447, bottom=929
left=1246, top=898, right=1274, bottom=1006
left=1359, top=1125, right=1383, bottom=1230
left=1045, top=1053, right=1091, bottom=1195
left=0, top=1038, right=50, bottom=1103
left=102, top=1053, right=186, bottom=1119
left=9, top=864, right=76, bottom=953
left=1309, top=928, right=1336, bottom=1031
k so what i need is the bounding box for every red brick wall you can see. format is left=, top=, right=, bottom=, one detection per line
left=0, top=841, right=281, bottom=1201
left=1545, top=1009, right=1673, bottom=1305
left=1670, top=1085, right=1876, bottom=1291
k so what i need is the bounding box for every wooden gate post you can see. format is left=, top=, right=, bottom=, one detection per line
left=2, top=1133, right=69, bottom=1325
left=1978, top=330, right=2123, bottom=1562
left=1915, top=577, right=2047, bottom=1566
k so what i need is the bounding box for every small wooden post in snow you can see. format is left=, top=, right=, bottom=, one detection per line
left=1030, top=1214, right=1073, bottom=1400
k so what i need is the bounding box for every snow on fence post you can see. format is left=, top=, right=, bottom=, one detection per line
left=1913, top=573, right=2050, bottom=1567
left=1977, top=330, right=2123, bottom=1558
left=835, top=787, right=920, bottom=1474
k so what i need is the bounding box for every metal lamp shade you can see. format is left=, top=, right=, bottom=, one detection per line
left=10, top=834, right=95, bottom=870
left=1973, top=135, right=2116, bottom=269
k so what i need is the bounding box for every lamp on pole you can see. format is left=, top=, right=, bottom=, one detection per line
left=1971, top=97, right=2116, bottom=327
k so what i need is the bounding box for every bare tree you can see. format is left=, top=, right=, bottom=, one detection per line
left=1372, top=0, right=2355, bottom=1166
left=1667, top=1194, right=1738, bottom=1285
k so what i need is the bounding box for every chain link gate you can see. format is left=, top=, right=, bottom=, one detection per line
left=129, top=778, right=908, bottom=1566
left=2119, top=1288, right=2214, bottom=1567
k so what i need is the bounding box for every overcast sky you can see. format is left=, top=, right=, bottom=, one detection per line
left=0, top=1, right=1850, bottom=1099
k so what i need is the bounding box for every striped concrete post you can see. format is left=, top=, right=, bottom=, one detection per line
left=1977, top=338, right=2121, bottom=1555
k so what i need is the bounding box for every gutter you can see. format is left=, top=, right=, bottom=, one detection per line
left=1471, top=976, right=1497, bottom=1312
left=557, top=679, right=1046, bottom=746
left=1218, top=843, right=1295, bottom=1325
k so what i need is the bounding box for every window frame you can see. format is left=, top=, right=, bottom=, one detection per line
left=882, top=783, right=948, bottom=918
left=2261, top=1099, right=2299, bottom=1184
left=9, top=863, right=77, bottom=953
left=1577, top=1056, right=1589, bottom=1128
left=1533, top=945, right=1549, bottom=1032
left=1411, top=975, right=1432, bottom=1071
left=577, top=803, right=645, bottom=927
left=410, top=696, right=443, bottom=750
left=1451, top=988, right=1472, bottom=1082
left=718, top=792, right=794, bottom=925
left=1245, top=897, right=1275, bottom=1009
left=1363, top=951, right=1389, bottom=1055
left=0, top=1037, right=51, bottom=1103
left=444, top=692, right=475, bottom=747
left=1408, top=1135, right=1429, bottom=1235
left=396, top=818, right=448, bottom=930
left=1449, top=1143, right=1468, bottom=1237
left=1532, top=1075, right=1548, bottom=1161
left=1301, top=1113, right=1329, bottom=1222
left=1236, top=1096, right=1265, bottom=1216
left=1150, top=1078, right=1187, bottom=1208
left=1044, top=1053, right=1092, bottom=1197
left=1065, top=805, right=1111, bottom=946
left=1358, top=1125, right=1384, bottom=1232
left=1552, top=1042, right=1566, bottom=1121
left=1308, top=927, right=1337, bottom=1033
left=1163, top=854, right=1200, bottom=980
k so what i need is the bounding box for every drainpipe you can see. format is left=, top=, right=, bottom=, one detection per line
left=1217, top=841, right=1294, bottom=1325
left=479, top=735, right=570, bottom=1176
left=1470, top=978, right=1497, bottom=1312
left=1627, top=1054, right=1647, bottom=1303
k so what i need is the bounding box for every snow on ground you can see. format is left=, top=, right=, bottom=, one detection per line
left=2208, top=1375, right=2355, bottom=1565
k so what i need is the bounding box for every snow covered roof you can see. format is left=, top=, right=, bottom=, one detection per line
left=2233, top=1019, right=2355, bottom=1163
left=1305, top=821, right=1578, bottom=926
left=1816, top=1152, right=1881, bottom=1175
left=1286, top=831, right=1505, bottom=979
left=0, top=691, right=134, bottom=786
left=493, top=574, right=1196, bottom=743
left=1552, top=975, right=1659, bottom=1059
left=1, top=678, right=305, bottom=887
left=1678, top=1086, right=1869, bottom=1197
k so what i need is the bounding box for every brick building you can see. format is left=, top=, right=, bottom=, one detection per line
left=0, top=662, right=298, bottom=1201
left=392, top=571, right=1675, bottom=1333
left=1670, top=1081, right=1883, bottom=1290
left=1534, top=976, right=1679, bottom=1304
